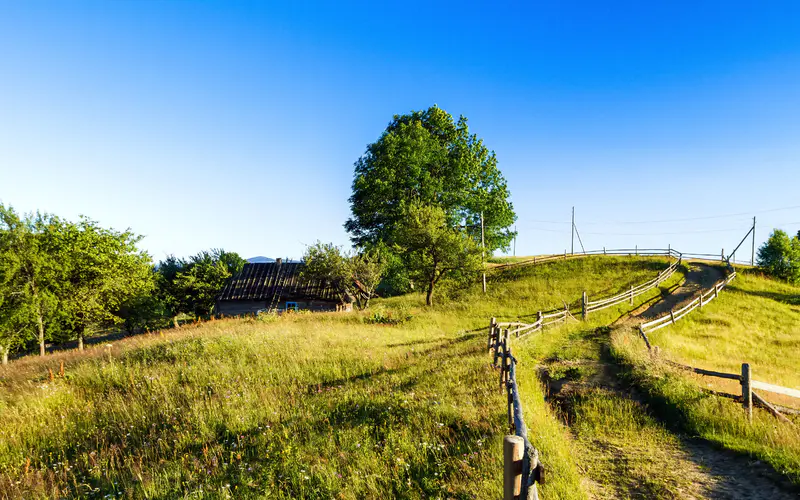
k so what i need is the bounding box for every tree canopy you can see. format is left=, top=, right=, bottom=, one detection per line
left=0, top=202, right=246, bottom=362
left=757, top=229, right=800, bottom=284
left=345, top=106, right=516, bottom=252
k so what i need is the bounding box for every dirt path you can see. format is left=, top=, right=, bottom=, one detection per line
left=540, top=261, right=800, bottom=499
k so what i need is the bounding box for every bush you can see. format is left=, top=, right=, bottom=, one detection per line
left=364, top=306, right=412, bottom=325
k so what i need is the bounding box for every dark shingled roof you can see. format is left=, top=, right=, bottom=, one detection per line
left=217, top=262, right=342, bottom=302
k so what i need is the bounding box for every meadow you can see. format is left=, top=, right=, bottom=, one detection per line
left=0, top=256, right=671, bottom=499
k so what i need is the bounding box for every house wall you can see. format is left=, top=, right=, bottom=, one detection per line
left=217, top=300, right=266, bottom=316
left=217, top=298, right=351, bottom=316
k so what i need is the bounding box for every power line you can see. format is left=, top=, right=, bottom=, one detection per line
left=519, top=225, right=749, bottom=236
left=578, top=204, right=800, bottom=225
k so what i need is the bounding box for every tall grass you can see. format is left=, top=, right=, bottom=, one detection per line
left=0, top=256, right=680, bottom=499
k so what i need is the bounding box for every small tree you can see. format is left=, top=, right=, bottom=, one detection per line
left=0, top=235, right=31, bottom=364
left=0, top=205, right=61, bottom=356
left=300, top=242, right=385, bottom=309
left=350, top=249, right=385, bottom=309
left=156, top=255, right=187, bottom=327
left=757, top=229, right=800, bottom=283
left=394, top=203, right=482, bottom=306
left=55, top=217, right=154, bottom=349
left=301, top=242, right=353, bottom=304
left=174, top=249, right=246, bottom=317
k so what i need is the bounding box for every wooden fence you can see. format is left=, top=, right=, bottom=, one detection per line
left=664, top=360, right=800, bottom=424
left=631, top=262, right=799, bottom=423
left=491, top=247, right=679, bottom=273
left=638, top=270, right=737, bottom=337
left=488, top=318, right=545, bottom=500
left=582, top=250, right=682, bottom=319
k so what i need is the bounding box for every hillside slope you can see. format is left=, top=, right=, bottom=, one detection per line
left=0, top=256, right=673, bottom=499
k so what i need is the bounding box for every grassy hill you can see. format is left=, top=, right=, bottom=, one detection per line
left=0, top=256, right=676, bottom=499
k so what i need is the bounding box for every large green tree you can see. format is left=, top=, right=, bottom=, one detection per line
left=345, top=106, right=516, bottom=252
left=757, top=229, right=800, bottom=284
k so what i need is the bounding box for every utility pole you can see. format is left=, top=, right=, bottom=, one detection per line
left=571, top=206, right=575, bottom=255
left=481, top=212, right=486, bottom=293
left=751, top=216, right=756, bottom=266
left=513, top=225, right=517, bottom=257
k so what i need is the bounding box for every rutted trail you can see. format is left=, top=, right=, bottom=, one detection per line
left=539, top=260, right=800, bottom=499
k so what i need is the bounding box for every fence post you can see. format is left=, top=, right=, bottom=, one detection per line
left=603, top=246, right=606, bottom=255
left=500, top=331, right=509, bottom=388
left=507, top=373, right=514, bottom=428
left=537, top=311, right=543, bottom=324
left=670, top=310, right=675, bottom=324
left=699, top=293, right=703, bottom=308
left=629, top=286, right=634, bottom=305
left=714, top=283, right=719, bottom=298
left=493, top=329, right=501, bottom=366
left=638, top=326, right=652, bottom=350
left=635, top=244, right=638, bottom=256
left=721, top=248, right=724, bottom=262
left=581, top=291, right=587, bottom=320
left=503, top=435, right=524, bottom=500
left=742, top=363, right=752, bottom=423
left=488, top=318, right=496, bottom=351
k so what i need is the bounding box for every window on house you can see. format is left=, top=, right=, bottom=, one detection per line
left=285, top=302, right=298, bottom=312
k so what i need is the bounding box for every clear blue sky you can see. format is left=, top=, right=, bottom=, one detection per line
left=2, top=1, right=799, bottom=262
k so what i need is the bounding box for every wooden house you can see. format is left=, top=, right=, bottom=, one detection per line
left=216, top=258, right=353, bottom=316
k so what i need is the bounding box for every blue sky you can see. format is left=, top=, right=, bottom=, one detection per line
left=2, top=1, right=799, bottom=262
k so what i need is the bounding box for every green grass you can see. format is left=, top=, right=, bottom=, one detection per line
left=610, top=268, right=800, bottom=485
left=0, top=256, right=686, bottom=499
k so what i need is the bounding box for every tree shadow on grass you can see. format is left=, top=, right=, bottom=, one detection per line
left=727, top=285, right=800, bottom=307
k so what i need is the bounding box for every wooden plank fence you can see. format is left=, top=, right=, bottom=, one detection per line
left=639, top=271, right=737, bottom=335
left=629, top=259, right=799, bottom=423
left=488, top=318, right=545, bottom=500
left=582, top=250, right=682, bottom=318
left=490, top=247, right=680, bottom=273
left=663, top=359, right=799, bottom=424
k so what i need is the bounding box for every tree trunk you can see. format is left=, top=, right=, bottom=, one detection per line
left=78, top=332, right=84, bottom=351
left=173, top=315, right=179, bottom=328
left=426, top=280, right=435, bottom=306
left=1, top=345, right=8, bottom=365
left=37, top=307, right=46, bottom=357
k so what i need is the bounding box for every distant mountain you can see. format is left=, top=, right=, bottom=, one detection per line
left=247, top=256, right=275, bottom=263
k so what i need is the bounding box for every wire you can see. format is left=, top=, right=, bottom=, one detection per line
left=582, top=227, right=748, bottom=236
left=578, top=204, right=800, bottom=225
left=519, top=226, right=748, bottom=236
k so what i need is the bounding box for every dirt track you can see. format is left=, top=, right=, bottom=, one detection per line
left=544, top=261, right=800, bottom=499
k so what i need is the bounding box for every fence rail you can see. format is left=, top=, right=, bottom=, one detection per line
left=488, top=319, right=544, bottom=499
left=581, top=250, right=682, bottom=318
left=490, top=247, right=680, bottom=272
left=664, top=360, right=800, bottom=424
left=640, top=271, right=736, bottom=334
